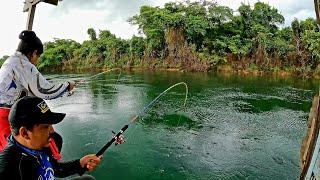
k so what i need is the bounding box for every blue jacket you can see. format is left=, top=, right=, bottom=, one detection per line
left=0, top=137, right=82, bottom=180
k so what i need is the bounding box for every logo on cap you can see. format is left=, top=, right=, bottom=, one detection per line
left=37, top=101, right=49, bottom=113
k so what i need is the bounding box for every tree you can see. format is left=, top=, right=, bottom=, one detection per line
left=273, top=27, right=293, bottom=60
left=227, top=35, right=252, bottom=60
left=38, top=39, right=81, bottom=69
left=252, top=2, right=284, bottom=33
left=301, top=30, right=320, bottom=67
left=300, top=18, right=318, bottom=32
left=291, top=18, right=301, bottom=37
left=34, top=1, right=320, bottom=75
left=87, top=28, right=97, bottom=40
left=130, top=36, right=145, bottom=59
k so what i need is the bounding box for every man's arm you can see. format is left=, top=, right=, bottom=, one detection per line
left=52, top=159, right=82, bottom=178
left=52, top=154, right=101, bottom=178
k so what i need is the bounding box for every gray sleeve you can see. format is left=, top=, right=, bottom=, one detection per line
left=21, top=65, right=70, bottom=100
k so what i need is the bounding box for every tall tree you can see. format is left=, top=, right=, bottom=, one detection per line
left=87, top=28, right=97, bottom=40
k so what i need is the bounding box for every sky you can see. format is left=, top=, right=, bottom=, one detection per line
left=0, top=0, right=316, bottom=57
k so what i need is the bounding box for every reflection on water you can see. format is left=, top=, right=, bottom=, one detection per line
left=45, top=71, right=318, bottom=180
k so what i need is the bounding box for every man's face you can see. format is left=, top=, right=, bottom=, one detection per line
left=27, top=124, right=54, bottom=150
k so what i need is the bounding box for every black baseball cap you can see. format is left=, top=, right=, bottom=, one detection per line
left=9, top=96, right=66, bottom=129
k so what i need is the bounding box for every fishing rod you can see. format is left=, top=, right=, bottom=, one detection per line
left=96, top=82, right=188, bottom=154
left=79, top=82, right=188, bottom=175
left=50, top=70, right=122, bottom=158
left=66, top=68, right=122, bottom=97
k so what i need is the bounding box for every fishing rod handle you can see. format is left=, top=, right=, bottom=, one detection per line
left=79, top=124, right=129, bottom=176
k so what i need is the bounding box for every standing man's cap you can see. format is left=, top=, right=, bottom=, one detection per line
left=9, top=96, right=65, bottom=129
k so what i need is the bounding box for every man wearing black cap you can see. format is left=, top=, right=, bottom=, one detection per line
left=0, top=96, right=101, bottom=179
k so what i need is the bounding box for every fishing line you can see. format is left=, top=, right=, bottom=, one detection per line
left=76, top=68, right=122, bottom=85
left=66, top=69, right=188, bottom=174
left=79, top=82, right=189, bottom=175
left=65, top=68, right=122, bottom=96
left=48, top=69, right=123, bottom=160
left=87, top=68, right=121, bottom=80
left=124, top=82, right=188, bottom=141
left=140, top=82, right=188, bottom=116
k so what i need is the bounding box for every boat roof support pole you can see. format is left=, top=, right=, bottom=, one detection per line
left=315, top=0, right=320, bottom=30
left=24, top=0, right=41, bottom=30
left=23, top=0, right=60, bottom=30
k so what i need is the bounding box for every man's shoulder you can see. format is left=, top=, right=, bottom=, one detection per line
left=0, top=143, right=20, bottom=157
left=0, top=143, right=23, bottom=178
left=0, top=143, right=37, bottom=179
left=0, top=143, right=23, bottom=167
left=0, top=142, right=38, bottom=169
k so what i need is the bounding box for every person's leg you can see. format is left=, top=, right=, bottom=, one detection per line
left=0, top=107, right=11, bottom=152
left=51, top=131, right=63, bottom=152
left=49, top=131, right=63, bottom=160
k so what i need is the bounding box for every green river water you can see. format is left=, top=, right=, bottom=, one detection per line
left=46, top=71, right=319, bottom=180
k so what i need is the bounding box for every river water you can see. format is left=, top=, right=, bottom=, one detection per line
left=46, top=71, right=319, bottom=180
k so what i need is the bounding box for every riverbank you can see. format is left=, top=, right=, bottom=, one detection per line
left=41, top=63, right=320, bottom=80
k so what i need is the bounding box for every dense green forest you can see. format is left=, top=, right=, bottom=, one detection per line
left=3, top=1, right=320, bottom=77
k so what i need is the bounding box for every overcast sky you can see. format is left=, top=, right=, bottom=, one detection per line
left=0, top=0, right=316, bottom=57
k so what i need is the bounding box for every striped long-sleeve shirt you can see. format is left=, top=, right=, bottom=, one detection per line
left=0, top=51, right=69, bottom=106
